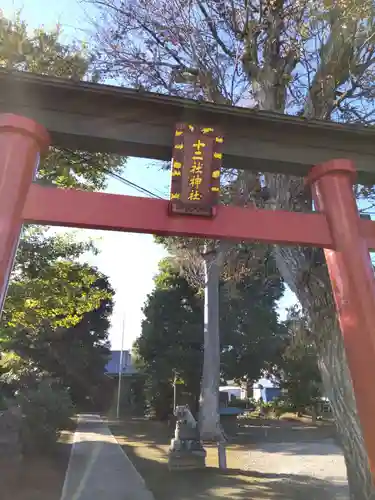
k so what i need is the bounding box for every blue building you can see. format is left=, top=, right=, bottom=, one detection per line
left=259, top=386, right=282, bottom=403
left=105, top=350, right=136, bottom=376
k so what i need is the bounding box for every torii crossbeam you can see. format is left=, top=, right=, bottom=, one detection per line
left=2, top=111, right=375, bottom=483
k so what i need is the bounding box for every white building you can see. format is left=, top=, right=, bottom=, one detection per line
left=252, top=376, right=279, bottom=402
left=219, top=384, right=247, bottom=401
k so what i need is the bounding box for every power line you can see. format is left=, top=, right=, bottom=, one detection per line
left=105, top=169, right=167, bottom=200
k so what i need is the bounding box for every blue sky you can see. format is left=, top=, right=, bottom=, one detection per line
left=3, top=0, right=297, bottom=349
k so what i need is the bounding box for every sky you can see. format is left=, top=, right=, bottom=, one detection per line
left=2, top=0, right=297, bottom=350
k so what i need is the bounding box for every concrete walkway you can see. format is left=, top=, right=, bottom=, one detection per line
left=60, top=414, right=155, bottom=500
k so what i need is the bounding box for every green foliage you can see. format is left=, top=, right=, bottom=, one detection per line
left=220, top=271, right=285, bottom=384
left=264, top=398, right=295, bottom=418
left=0, top=353, right=74, bottom=451
left=0, top=352, right=37, bottom=389
left=0, top=12, right=124, bottom=190
left=129, top=376, right=147, bottom=416
left=277, top=308, right=322, bottom=414
left=0, top=226, right=114, bottom=427
left=16, top=377, right=74, bottom=454
left=0, top=228, right=114, bottom=409
left=37, top=149, right=124, bottom=191
left=258, top=401, right=274, bottom=417
left=0, top=392, right=7, bottom=410
left=136, top=257, right=284, bottom=418
left=136, top=258, right=203, bottom=418
left=0, top=14, right=88, bottom=76
left=1, top=227, right=111, bottom=335
left=6, top=276, right=113, bottom=409
left=227, top=398, right=248, bottom=410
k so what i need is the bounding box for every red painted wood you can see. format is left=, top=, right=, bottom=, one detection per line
left=22, top=184, right=334, bottom=248
left=0, top=114, right=49, bottom=311
left=359, top=218, right=375, bottom=251
left=307, top=159, right=375, bottom=483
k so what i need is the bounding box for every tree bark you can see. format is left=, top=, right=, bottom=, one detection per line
left=316, top=318, right=375, bottom=500
left=260, top=59, right=375, bottom=493
left=199, top=249, right=223, bottom=441
left=267, top=218, right=375, bottom=499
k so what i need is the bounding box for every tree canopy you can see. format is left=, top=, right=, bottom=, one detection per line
left=1, top=228, right=110, bottom=335
left=1, top=228, right=115, bottom=409
left=0, top=12, right=125, bottom=190
left=136, top=257, right=284, bottom=417
left=0, top=12, right=121, bottom=443
left=275, top=306, right=322, bottom=414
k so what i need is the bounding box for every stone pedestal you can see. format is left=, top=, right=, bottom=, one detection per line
left=168, top=449, right=206, bottom=471
left=168, top=405, right=206, bottom=471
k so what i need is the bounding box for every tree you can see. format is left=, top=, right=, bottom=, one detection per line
left=155, top=232, right=273, bottom=439
left=90, top=1, right=375, bottom=495
left=153, top=232, right=233, bottom=437
left=1, top=228, right=115, bottom=409
left=137, top=257, right=284, bottom=418
left=1, top=227, right=111, bottom=334
left=0, top=12, right=125, bottom=190
left=276, top=307, right=322, bottom=415
left=5, top=272, right=114, bottom=410
left=220, top=268, right=285, bottom=386
left=0, top=13, right=121, bottom=442
left=0, top=351, right=76, bottom=453
left=136, top=259, right=203, bottom=419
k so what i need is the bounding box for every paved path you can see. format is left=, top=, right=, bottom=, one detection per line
left=241, top=438, right=349, bottom=499
left=60, top=414, right=155, bottom=500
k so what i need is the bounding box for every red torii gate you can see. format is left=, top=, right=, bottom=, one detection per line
left=2, top=113, right=375, bottom=480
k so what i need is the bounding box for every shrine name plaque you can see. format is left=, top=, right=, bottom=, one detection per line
left=169, top=123, right=224, bottom=217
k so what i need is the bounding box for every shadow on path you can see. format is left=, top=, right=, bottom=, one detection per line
left=60, top=414, right=154, bottom=500
left=109, top=417, right=348, bottom=500
left=120, top=444, right=348, bottom=500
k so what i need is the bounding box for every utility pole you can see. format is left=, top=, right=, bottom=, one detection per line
left=116, top=314, right=126, bottom=419
left=173, top=370, right=177, bottom=411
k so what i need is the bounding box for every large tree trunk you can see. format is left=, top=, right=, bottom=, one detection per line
left=316, top=319, right=374, bottom=500
left=258, top=13, right=375, bottom=478
left=269, top=218, right=375, bottom=499
left=199, top=249, right=222, bottom=441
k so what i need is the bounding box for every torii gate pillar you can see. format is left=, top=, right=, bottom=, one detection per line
left=0, top=114, right=50, bottom=311
left=307, top=159, right=375, bottom=480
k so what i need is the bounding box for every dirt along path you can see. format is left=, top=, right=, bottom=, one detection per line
left=109, top=416, right=350, bottom=500
left=233, top=418, right=349, bottom=499
left=236, top=439, right=348, bottom=499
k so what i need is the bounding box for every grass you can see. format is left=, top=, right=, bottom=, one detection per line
left=108, top=415, right=339, bottom=500
left=0, top=425, right=74, bottom=500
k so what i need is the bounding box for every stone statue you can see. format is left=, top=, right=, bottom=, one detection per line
left=168, top=405, right=206, bottom=471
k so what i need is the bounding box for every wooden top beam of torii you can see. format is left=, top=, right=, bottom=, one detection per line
left=1, top=70, right=375, bottom=184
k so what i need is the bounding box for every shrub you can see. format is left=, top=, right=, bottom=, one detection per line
left=257, top=398, right=295, bottom=418
left=259, top=401, right=273, bottom=416
left=0, top=392, right=8, bottom=410
left=16, top=377, right=74, bottom=454
left=227, top=397, right=256, bottom=411
left=267, top=398, right=289, bottom=417
left=247, top=397, right=257, bottom=409
left=228, top=397, right=248, bottom=409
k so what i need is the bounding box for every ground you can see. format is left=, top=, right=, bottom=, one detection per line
left=108, top=416, right=349, bottom=500
left=0, top=415, right=349, bottom=499
left=0, top=429, right=73, bottom=500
